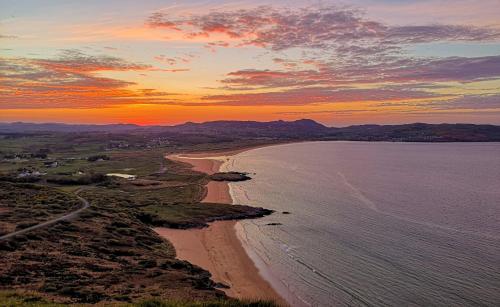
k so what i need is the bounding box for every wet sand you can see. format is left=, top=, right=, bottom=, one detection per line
left=155, top=149, right=286, bottom=305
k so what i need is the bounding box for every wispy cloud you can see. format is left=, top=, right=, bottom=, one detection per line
left=154, top=53, right=196, bottom=66
left=147, top=5, right=500, bottom=54
left=142, top=4, right=500, bottom=114
left=32, top=49, right=150, bottom=72
left=0, top=50, right=177, bottom=108
left=202, top=86, right=444, bottom=106
left=4, top=2, right=500, bottom=123
left=220, top=56, right=500, bottom=89
left=424, top=94, right=500, bottom=110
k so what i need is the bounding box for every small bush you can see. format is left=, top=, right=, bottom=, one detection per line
left=87, top=154, right=110, bottom=162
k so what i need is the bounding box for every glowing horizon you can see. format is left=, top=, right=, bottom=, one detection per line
left=1, top=0, right=500, bottom=126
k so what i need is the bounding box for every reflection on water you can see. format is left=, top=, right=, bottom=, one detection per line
left=222, top=142, right=500, bottom=306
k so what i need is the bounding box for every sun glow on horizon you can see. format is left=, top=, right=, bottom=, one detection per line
left=1, top=0, right=500, bottom=125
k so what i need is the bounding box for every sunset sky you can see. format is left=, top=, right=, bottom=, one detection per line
left=1, top=0, right=500, bottom=126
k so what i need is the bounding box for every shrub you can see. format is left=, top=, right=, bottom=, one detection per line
left=87, top=154, right=110, bottom=162
left=46, top=173, right=106, bottom=185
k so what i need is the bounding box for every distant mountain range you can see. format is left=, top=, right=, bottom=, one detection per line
left=1, top=120, right=500, bottom=142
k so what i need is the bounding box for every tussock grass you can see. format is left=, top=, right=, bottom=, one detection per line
left=0, top=290, right=71, bottom=306
left=0, top=291, right=278, bottom=307
left=136, top=299, right=277, bottom=307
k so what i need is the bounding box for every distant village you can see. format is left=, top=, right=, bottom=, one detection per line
left=0, top=137, right=171, bottom=181
left=1, top=153, right=104, bottom=180
left=105, top=137, right=170, bottom=150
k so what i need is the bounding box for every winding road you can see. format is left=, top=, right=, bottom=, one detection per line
left=0, top=193, right=90, bottom=241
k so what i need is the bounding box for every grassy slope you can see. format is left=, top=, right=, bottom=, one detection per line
left=0, top=291, right=276, bottom=307
left=0, top=133, right=277, bottom=305
left=0, top=183, right=81, bottom=236
left=0, top=183, right=224, bottom=304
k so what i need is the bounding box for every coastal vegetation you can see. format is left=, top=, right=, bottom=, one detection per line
left=209, top=172, right=252, bottom=182
left=2, top=119, right=499, bottom=305
left=0, top=182, right=82, bottom=236
left=0, top=291, right=276, bottom=306
left=87, top=154, right=111, bottom=162
left=0, top=131, right=277, bottom=304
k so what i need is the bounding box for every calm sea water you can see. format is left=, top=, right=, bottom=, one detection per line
left=221, top=142, right=500, bottom=307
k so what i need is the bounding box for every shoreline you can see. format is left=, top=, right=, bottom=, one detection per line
left=155, top=146, right=288, bottom=305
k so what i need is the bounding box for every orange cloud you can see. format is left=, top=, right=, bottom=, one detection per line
left=147, top=6, right=500, bottom=52
left=0, top=50, right=178, bottom=108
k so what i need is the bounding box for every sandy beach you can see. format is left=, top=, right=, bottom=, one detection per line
left=155, top=148, right=287, bottom=305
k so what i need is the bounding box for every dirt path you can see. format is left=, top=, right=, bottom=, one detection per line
left=0, top=192, right=89, bottom=241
